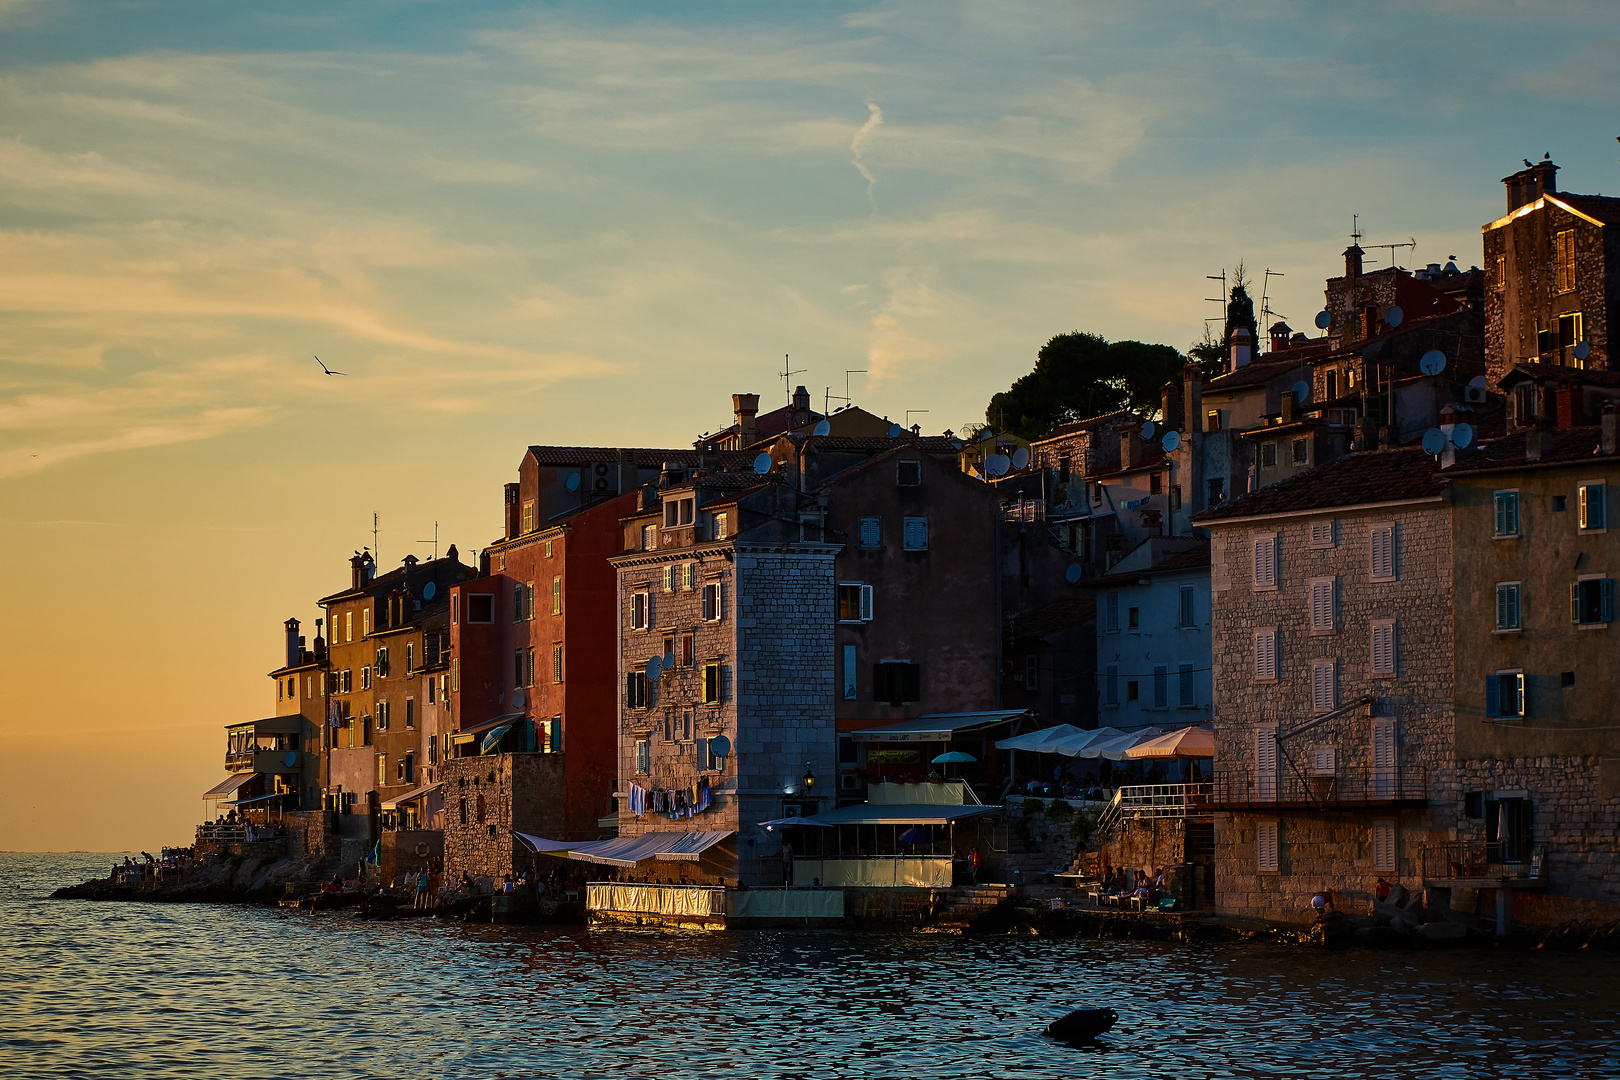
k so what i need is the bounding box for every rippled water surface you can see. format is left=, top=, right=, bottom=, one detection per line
left=5, top=852, right=1620, bottom=1078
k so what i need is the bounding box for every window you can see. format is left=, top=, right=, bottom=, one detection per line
left=1104, top=593, right=1120, bottom=633
left=376, top=700, right=389, bottom=730
left=1255, top=725, right=1277, bottom=801
left=1149, top=472, right=1163, bottom=495
left=1311, top=660, right=1336, bottom=713
left=375, top=648, right=389, bottom=678
left=1372, top=821, right=1396, bottom=873
left=682, top=563, right=696, bottom=591
left=551, top=576, right=563, bottom=614
left=377, top=754, right=388, bottom=787
left=837, top=583, right=874, bottom=622
left=451, top=658, right=459, bottom=693
left=1553, top=495, right=1568, bottom=512
left=1206, top=409, right=1223, bottom=431
left=1486, top=671, right=1526, bottom=719
left=712, top=513, right=727, bottom=540
left=662, top=566, right=676, bottom=593
left=1579, top=483, right=1606, bottom=531
left=1325, top=370, right=1338, bottom=402
left=702, top=663, right=723, bottom=704
left=1310, top=521, right=1334, bottom=548
left=467, top=594, right=494, bottom=624
left=843, top=644, right=858, bottom=701
left=681, top=707, right=693, bottom=741
left=1291, top=438, right=1308, bottom=466
left=1370, top=620, right=1396, bottom=676
left=1208, top=478, right=1225, bottom=504
left=405, top=644, right=413, bottom=672
left=701, top=582, right=723, bottom=622
left=340, top=668, right=352, bottom=693
left=1058, top=451, right=1071, bottom=482
left=1495, top=583, right=1522, bottom=631
left=1556, top=228, right=1576, bottom=293
left=363, top=608, right=372, bottom=635
left=1024, top=655, right=1038, bottom=691
left=548, top=716, right=562, bottom=753
left=1252, top=534, right=1277, bottom=590
left=1371, top=718, right=1397, bottom=799
left=1127, top=606, right=1140, bottom=630
left=1170, top=485, right=1182, bottom=512
left=1558, top=312, right=1584, bottom=367
left=405, top=698, right=415, bottom=729
left=345, top=611, right=353, bottom=642
left=1152, top=665, right=1168, bottom=708
left=635, top=739, right=650, bottom=774
left=1571, top=577, right=1615, bottom=625
left=1369, top=524, right=1395, bottom=581
left=631, top=591, right=650, bottom=630
left=663, top=497, right=695, bottom=528
left=1309, top=578, right=1335, bottom=632
left=679, top=632, right=695, bottom=668
left=695, top=738, right=713, bottom=771
left=1103, top=664, right=1119, bottom=707
left=872, top=661, right=921, bottom=704
left=859, top=517, right=881, bottom=549
left=1178, top=585, right=1195, bottom=628
left=544, top=539, right=554, bottom=558
left=1311, top=745, right=1336, bottom=776
left=1494, top=254, right=1505, bottom=291
left=361, top=665, right=372, bottom=690
left=1254, top=629, right=1277, bottom=682
left=1178, top=662, right=1194, bottom=707
left=902, top=517, right=929, bottom=551
left=1256, top=821, right=1279, bottom=872
left=1493, top=491, right=1520, bottom=538
left=641, top=524, right=657, bottom=550
left=552, top=644, right=563, bottom=684
left=1261, top=442, right=1277, bottom=468
left=1126, top=680, right=1139, bottom=702
left=626, top=672, right=651, bottom=709
left=896, top=460, right=922, bottom=486
left=426, top=678, right=436, bottom=705
left=513, top=582, right=525, bottom=622
left=512, top=649, right=524, bottom=688
left=522, top=501, right=535, bottom=534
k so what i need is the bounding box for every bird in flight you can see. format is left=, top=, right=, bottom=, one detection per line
left=314, top=355, right=346, bottom=376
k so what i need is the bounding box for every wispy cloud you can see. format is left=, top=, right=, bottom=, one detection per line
left=851, top=100, right=884, bottom=209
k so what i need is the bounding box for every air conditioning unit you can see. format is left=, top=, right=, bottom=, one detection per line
left=1464, top=386, right=1487, bottom=404
left=591, top=462, right=614, bottom=494
left=840, top=773, right=861, bottom=791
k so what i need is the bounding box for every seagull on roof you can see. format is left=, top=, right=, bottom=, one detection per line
left=1524, top=159, right=1535, bottom=168
left=314, top=355, right=346, bottom=376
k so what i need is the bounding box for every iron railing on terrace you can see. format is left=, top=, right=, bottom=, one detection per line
left=1115, top=782, right=1215, bottom=819
left=1206, top=765, right=1429, bottom=810
left=1422, top=841, right=1545, bottom=882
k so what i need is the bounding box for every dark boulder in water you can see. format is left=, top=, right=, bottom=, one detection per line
left=1044, top=1008, right=1118, bottom=1044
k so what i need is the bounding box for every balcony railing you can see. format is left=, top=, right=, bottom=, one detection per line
left=1422, top=841, right=1545, bottom=883
left=1000, top=500, right=1047, bottom=523
left=224, top=752, right=254, bottom=771
left=1206, top=765, right=1428, bottom=810
left=1116, top=783, right=1214, bottom=819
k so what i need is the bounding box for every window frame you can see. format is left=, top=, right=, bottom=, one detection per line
left=630, top=590, right=650, bottom=630
left=1495, top=582, right=1523, bottom=633
left=858, top=517, right=881, bottom=550
left=1177, top=585, right=1195, bottom=628
left=1368, top=522, right=1396, bottom=581
left=1256, top=820, right=1279, bottom=873
left=1578, top=481, right=1607, bottom=532
left=1253, top=628, right=1278, bottom=683
left=902, top=516, right=929, bottom=552
left=1311, top=659, right=1336, bottom=714
left=1486, top=670, right=1526, bottom=719
left=466, top=593, right=495, bottom=624
left=701, top=582, right=724, bottom=622
left=836, top=582, right=874, bottom=623
left=702, top=662, right=723, bottom=704
left=1571, top=575, right=1615, bottom=627
left=1308, top=577, right=1336, bottom=633
left=1493, top=490, right=1521, bottom=539
left=1252, top=533, right=1278, bottom=591
left=1370, top=618, right=1397, bottom=677
left=896, top=460, right=922, bottom=487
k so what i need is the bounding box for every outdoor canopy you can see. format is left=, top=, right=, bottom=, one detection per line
left=449, top=712, right=525, bottom=745
left=851, top=710, right=1028, bottom=743
left=516, top=830, right=735, bottom=867
left=793, top=803, right=998, bottom=826
left=380, top=781, right=443, bottom=811
left=202, top=774, right=258, bottom=799
left=994, top=724, right=1086, bottom=753
left=1123, top=724, right=1215, bottom=759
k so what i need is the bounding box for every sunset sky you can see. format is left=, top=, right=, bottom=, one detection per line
left=4, top=0, right=1619, bottom=851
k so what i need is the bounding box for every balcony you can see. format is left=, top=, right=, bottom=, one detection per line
left=224, top=751, right=254, bottom=772
left=253, top=749, right=303, bottom=773
left=1422, top=841, right=1548, bottom=889
left=1116, top=783, right=1215, bottom=820
left=1205, top=766, right=1428, bottom=811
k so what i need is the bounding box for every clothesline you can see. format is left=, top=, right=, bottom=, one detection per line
left=627, top=778, right=712, bottom=820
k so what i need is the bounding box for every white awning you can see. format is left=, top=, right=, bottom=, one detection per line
left=515, top=832, right=581, bottom=853
left=852, top=710, right=1028, bottom=743
left=380, top=782, right=442, bottom=811
left=558, top=830, right=736, bottom=867
left=1078, top=727, right=1162, bottom=760
left=202, top=773, right=258, bottom=799
left=220, top=792, right=291, bottom=807
left=450, top=712, right=525, bottom=744
left=803, top=803, right=998, bottom=826
left=995, top=724, right=1087, bottom=752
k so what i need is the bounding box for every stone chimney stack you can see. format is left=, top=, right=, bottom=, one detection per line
left=1160, top=381, right=1183, bottom=431
left=1344, top=244, right=1364, bottom=280
left=790, top=385, right=813, bottom=428
left=284, top=618, right=301, bottom=670
left=1183, top=366, right=1203, bottom=433
left=733, top=393, right=760, bottom=445
left=1504, top=155, right=1559, bottom=212
left=504, top=482, right=521, bottom=539
left=350, top=552, right=368, bottom=591
left=1525, top=421, right=1548, bottom=462
left=1120, top=429, right=1141, bottom=470
left=1269, top=322, right=1292, bottom=353
left=1229, top=327, right=1252, bottom=372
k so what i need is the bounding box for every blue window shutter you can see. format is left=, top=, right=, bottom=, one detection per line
left=1602, top=579, right=1616, bottom=623
left=1495, top=585, right=1507, bottom=629
left=1485, top=675, right=1499, bottom=718
left=1572, top=583, right=1582, bottom=624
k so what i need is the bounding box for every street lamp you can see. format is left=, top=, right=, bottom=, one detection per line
left=802, top=764, right=816, bottom=793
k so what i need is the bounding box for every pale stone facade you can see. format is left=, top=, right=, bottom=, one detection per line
left=440, top=754, right=566, bottom=883
left=1206, top=498, right=1456, bottom=924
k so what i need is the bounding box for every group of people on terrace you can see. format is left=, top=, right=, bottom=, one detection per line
left=1096, top=863, right=1164, bottom=905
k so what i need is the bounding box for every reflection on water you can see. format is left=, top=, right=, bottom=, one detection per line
left=4, top=853, right=1620, bottom=1079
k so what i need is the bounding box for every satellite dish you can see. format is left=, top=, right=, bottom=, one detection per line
left=1452, top=422, right=1475, bottom=449
left=1384, top=306, right=1403, bottom=328
left=753, top=453, right=773, bottom=474
left=812, top=419, right=831, bottom=436
left=511, top=690, right=525, bottom=708
left=1292, top=380, right=1310, bottom=404
left=1139, top=421, right=1156, bottom=440
left=985, top=454, right=1010, bottom=477
left=662, top=650, right=675, bottom=670
left=565, top=471, right=581, bottom=492
left=1064, top=564, right=1082, bottom=584
left=1421, top=428, right=1446, bottom=456
left=1314, top=310, right=1332, bottom=330
left=1161, top=430, right=1181, bottom=453
left=422, top=581, right=436, bottom=600
left=710, top=735, right=731, bottom=758
left=888, top=423, right=904, bottom=438
left=645, top=656, right=663, bottom=681
left=283, top=752, right=298, bottom=769
left=1575, top=341, right=1591, bottom=361
left=1468, top=375, right=1486, bottom=389
left=1419, top=350, right=1446, bottom=376
left=1011, top=447, right=1030, bottom=470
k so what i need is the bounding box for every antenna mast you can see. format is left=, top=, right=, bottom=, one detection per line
left=1205, top=271, right=1228, bottom=329
left=417, top=521, right=439, bottom=561
left=779, top=354, right=807, bottom=396
left=372, top=511, right=380, bottom=566
left=1260, top=268, right=1286, bottom=350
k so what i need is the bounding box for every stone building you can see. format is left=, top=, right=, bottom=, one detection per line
left=612, top=468, right=840, bottom=885
left=438, top=753, right=567, bottom=883
left=1434, top=415, right=1620, bottom=926
left=264, top=616, right=328, bottom=810
left=1195, top=448, right=1455, bottom=925
left=1483, top=156, right=1620, bottom=387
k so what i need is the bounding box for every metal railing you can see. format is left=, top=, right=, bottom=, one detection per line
left=1422, top=841, right=1544, bottom=882
left=586, top=882, right=726, bottom=918
left=1207, top=765, right=1428, bottom=809
left=1116, top=782, right=1215, bottom=819
left=1000, top=500, right=1047, bottom=523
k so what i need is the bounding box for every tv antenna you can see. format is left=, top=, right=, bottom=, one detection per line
left=1364, top=237, right=1417, bottom=270
left=905, top=409, right=929, bottom=433
left=1206, top=270, right=1228, bottom=327
left=1260, top=268, right=1286, bottom=347
left=416, top=520, right=439, bottom=561
left=372, top=511, right=380, bottom=565
left=779, top=354, right=806, bottom=396
left=826, top=369, right=869, bottom=415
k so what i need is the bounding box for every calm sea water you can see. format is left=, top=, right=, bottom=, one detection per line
left=4, top=852, right=1620, bottom=1079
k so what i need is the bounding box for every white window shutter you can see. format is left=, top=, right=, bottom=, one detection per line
left=1372, top=821, right=1396, bottom=872
left=1254, top=629, right=1276, bottom=681
left=1253, top=536, right=1276, bottom=588
left=859, top=584, right=874, bottom=622
left=1312, top=660, right=1335, bottom=713
left=1311, top=579, right=1333, bottom=631
left=1256, top=821, right=1279, bottom=871
left=1371, top=718, right=1397, bottom=798
left=1371, top=621, right=1395, bottom=675
left=1255, top=725, right=1277, bottom=801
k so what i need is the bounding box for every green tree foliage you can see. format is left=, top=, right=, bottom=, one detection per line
left=985, top=332, right=1187, bottom=440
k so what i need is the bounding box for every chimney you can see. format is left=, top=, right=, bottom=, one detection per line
left=1344, top=244, right=1364, bottom=280
left=1280, top=393, right=1296, bottom=425
left=791, top=385, right=812, bottom=427
left=1160, top=381, right=1183, bottom=431
left=1183, top=366, right=1203, bottom=433
left=504, top=482, right=521, bottom=539
left=1120, top=429, right=1141, bottom=470
left=1353, top=417, right=1377, bottom=451
left=350, top=553, right=368, bottom=591
left=1269, top=322, right=1292, bottom=353
left=1602, top=400, right=1616, bottom=455
left=1504, top=156, right=1559, bottom=212
left=1525, top=424, right=1547, bottom=462
left=616, top=448, right=635, bottom=496
left=733, top=393, right=760, bottom=444
left=284, top=618, right=301, bottom=669
left=1229, top=327, right=1252, bottom=372
left=313, top=619, right=326, bottom=660
left=445, top=543, right=459, bottom=564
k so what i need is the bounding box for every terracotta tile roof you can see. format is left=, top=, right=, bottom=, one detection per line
left=783, top=434, right=960, bottom=453
left=1031, top=410, right=1139, bottom=444
left=524, top=446, right=758, bottom=469
left=1072, top=540, right=1210, bottom=586
left=1440, top=427, right=1611, bottom=474
left=1192, top=448, right=1445, bottom=523
left=1005, top=596, right=1094, bottom=641
left=1550, top=193, right=1620, bottom=227
left=1497, top=364, right=1620, bottom=390
left=1204, top=357, right=1309, bottom=393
